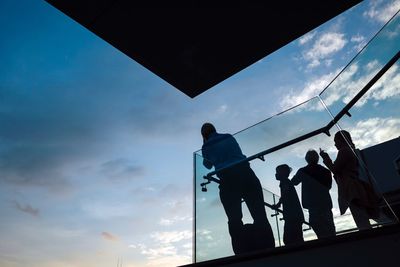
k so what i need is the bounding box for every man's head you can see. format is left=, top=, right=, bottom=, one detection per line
left=305, top=149, right=319, bottom=165
left=201, top=123, right=216, bottom=140
left=275, top=164, right=292, bottom=180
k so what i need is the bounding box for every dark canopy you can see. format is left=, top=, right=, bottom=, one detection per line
left=46, top=1, right=361, bottom=97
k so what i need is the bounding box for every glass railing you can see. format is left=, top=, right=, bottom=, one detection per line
left=193, top=10, right=400, bottom=263
left=319, top=11, right=400, bottom=117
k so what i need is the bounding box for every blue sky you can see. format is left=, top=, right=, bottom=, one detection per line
left=0, top=1, right=400, bottom=266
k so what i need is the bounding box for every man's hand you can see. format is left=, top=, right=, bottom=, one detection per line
left=271, top=203, right=281, bottom=210
left=319, top=148, right=330, bottom=161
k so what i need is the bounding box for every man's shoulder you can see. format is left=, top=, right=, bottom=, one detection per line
left=298, top=166, right=307, bottom=172
left=296, top=166, right=309, bottom=175
left=317, top=164, right=331, bottom=173
left=203, top=133, right=232, bottom=148
left=302, top=164, right=330, bottom=176
left=218, top=133, right=233, bottom=138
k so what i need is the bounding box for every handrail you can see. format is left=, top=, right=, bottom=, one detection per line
left=200, top=176, right=284, bottom=213
left=203, top=50, right=400, bottom=179
left=201, top=175, right=312, bottom=228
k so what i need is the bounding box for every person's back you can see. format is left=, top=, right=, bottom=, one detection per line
left=202, top=132, right=246, bottom=172
left=296, top=164, right=332, bottom=211
left=292, top=150, right=335, bottom=238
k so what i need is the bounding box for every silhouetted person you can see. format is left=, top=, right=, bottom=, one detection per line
left=272, top=164, right=304, bottom=245
left=292, top=150, right=336, bottom=238
left=320, top=130, right=377, bottom=230
left=201, top=123, right=275, bottom=254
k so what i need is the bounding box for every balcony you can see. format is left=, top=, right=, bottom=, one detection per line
left=191, top=10, right=400, bottom=264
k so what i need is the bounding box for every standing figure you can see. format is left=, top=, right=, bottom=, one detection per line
left=201, top=123, right=274, bottom=254
left=292, top=150, right=336, bottom=238
left=320, top=130, right=377, bottom=230
left=272, top=164, right=304, bottom=245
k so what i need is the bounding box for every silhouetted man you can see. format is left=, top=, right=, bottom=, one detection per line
left=201, top=123, right=274, bottom=254
left=292, top=150, right=336, bottom=238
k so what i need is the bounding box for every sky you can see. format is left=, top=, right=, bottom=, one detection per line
left=0, top=1, right=400, bottom=267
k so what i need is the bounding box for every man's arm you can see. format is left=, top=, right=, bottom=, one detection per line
left=201, top=146, right=213, bottom=170
left=203, top=158, right=213, bottom=169
left=291, top=170, right=302, bottom=186
left=320, top=149, right=334, bottom=173
left=271, top=199, right=282, bottom=210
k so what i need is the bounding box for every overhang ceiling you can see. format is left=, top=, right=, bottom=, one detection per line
left=45, top=0, right=362, bottom=98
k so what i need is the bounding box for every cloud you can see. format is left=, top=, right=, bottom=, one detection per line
left=101, top=231, right=119, bottom=241
left=145, top=255, right=191, bottom=267
left=280, top=70, right=340, bottom=109
left=350, top=34, right=367, bottom=52
left=130, top=231, right=192, bottom=267
left=281, top=61, right=400, bottom=111
left=150, top=230, right=192, bottom=244
left=13, top=201, right=39, bottom=217
left=159, top=216, right=191, bottom=226
left=363, top=0, right=400, bottom=23
left=100, top=158, right=145, bottom=182
left=298, top=31, right=317, bottom=45
left=303, top=32, right=347, bottom=68
left=367, top=63, right=400, bottom=102
left=347, top=117, right=400, bottom=149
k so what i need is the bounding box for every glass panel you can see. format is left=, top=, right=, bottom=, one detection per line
left=318, top=127, right=398, bottom=231
left=319, top=11, right=400, bottom=116
left=318, top=61, right=400, bottom=228
left=195, top=97, right=333, bottom=160
left=195, top=153, right=232, bottom=261
left=194, top=93, right=398, bottom=262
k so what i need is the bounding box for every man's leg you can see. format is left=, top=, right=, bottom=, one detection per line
left=283, top=221, right=304, bottom=245
left=241, top=170, right=275, bottom=249
left=309, top=210, right=336, bottom=238
left=219, top=183, right=244, bottom=254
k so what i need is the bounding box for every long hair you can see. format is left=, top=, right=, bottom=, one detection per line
left=335, top=130, right=355, bottom=148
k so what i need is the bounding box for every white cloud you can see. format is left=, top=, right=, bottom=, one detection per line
left=303, top=32, right=347, bottom=69
left=298, top=31, right=317, bottom=45
left=350, top=34, right=367, bottom=52
left=280, top=70, right=340, bottom=109
left=281, top=61, right=400, bottom=111
left=196, top=229, right=214, bottom=241
left=150, top=230, right=192, bottom=244
left=145, top=255, right=191, bottom=267
left=159, top=216, right=191, bottom=226
left=351, top=34, right=366, bottom=43
left=369, top=64, right=400, bottom=101
left=348, top=117, right=400, bottom=149
left=141, top=245, right=177, bottom=258
left=130, top=231, right=192, bottom=267
left=363, top=0, right=400, bottom=23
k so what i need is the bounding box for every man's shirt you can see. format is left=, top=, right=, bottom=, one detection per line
left=201, top=132, right=246, bottom=170
left=291, top=164, right=333, bottom=211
